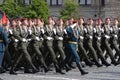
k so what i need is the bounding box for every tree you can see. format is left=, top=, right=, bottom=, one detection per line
left=30, top=0, right=50, bottom=22
left=60, top=0, right=79, bottom=20
left=0, top=0, right=50, bottom=22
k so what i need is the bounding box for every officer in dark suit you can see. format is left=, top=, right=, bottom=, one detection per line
left=64, top=20, right=88, bottom=75
left=0, top=12, right=9, bottom=73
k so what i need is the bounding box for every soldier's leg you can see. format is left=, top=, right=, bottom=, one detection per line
left=69, top=44, right=88, bottom=75
left=105, top=41, right=119, bottom=65
left=87, top=42, right=102, bottom=67
left=78, top=43, right=93, bottom=66
left=22, top=49, right=38, bottom=72
left=34, top=47, right=49, bottom=72
left=95, top=43, right=111, bottom=66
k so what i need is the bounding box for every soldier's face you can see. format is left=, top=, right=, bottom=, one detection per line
left=114, top=20, right=118, bottom=25
left=88, top=19, right=93, bottom=25
left=79, top=19, right=84, bottom=25
left=98, top=20, right=102, bottom=25
left=105, top=19, right=111, bottom=25
left=12, top=20, right=16, bottom=26
left=24, top=20, right=28, bottom=26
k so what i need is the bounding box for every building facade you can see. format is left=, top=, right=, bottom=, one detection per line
left=45, top=0, right=120, bottom=20
left=1, top=0, right=120, bottom=20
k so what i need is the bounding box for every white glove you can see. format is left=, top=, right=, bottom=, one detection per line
left=110, top=27, right=113, bottom=32
left=22, top=38, right=27, bottom=42
left=15, top=39, right=19, bottom=42
left=41, top=29, right=45, bottom=34
left=35, top=37, right=40, bottom=41
left=101, top=28, right=104, bottom=33
left=98, top=37, right=101, bottom=40
left=80, top=36, right=84, bottom=39
left=114, top=35, right=118, bottom=38
left=47, top=37, right=53, bottom=40
left=93, top=28, right=96, bottom=33
left=53, top=28, right=56, bottom=35
left=27, top=39, right=31, bottom=41
left=28, top=29, right=32, bottom=35
left=9, top=29, right=13, bottom=34
left=84, top=28, right=87, bottom=33
left=71, top=23, right=77, bottom=28
left=40, top=37, right=44, bottom=40
left=89, top=36, right=93, bottom=39
left=119, top=28, right=120, bottom=30
left=58, top=37, right=63, bottom=40
left=105, top=35, right=110, bottom=39
left=64, top=29, right=67, bottom=34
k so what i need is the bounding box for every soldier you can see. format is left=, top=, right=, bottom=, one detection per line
left=64, top=20, right=88, bottom=75
left=43, top=16, right=64, bottom=74
left=110, top=18, right=120, bottom=62
left=10, top=18, right=38, bottom=74
left=93, top=19, right=110, bottom=66
left=84, top=18, right=102, bottom=67
left=28, top=18, right=49, bottom=73
left=77, top=18, right=94, bottom=67
left=0, top=12, right=9, bottom=73
left=101, top=18, right=119, bottom=65
left=54, top=18, right=66, bottom=68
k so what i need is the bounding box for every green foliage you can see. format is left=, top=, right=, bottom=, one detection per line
left=0, top=0, right=50, bottom=22
left=60, top=0, right=79, bottom=20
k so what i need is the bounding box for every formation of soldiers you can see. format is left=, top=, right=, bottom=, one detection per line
left=1, top=16, right=120, bottom=75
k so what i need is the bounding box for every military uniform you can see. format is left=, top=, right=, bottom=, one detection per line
left=54, top=26, right=66, bottom=65
left=110, top=25, right=120, bottom=61
left=0, top=26, right=8, bottom=69
left=64, top=24, right=88, bottom=75
left=93, top=25, right=110, bottom=66
left=101, top=25, right=119, bottom=65
left=77, top=25, right=93, bottom=66
left=84, top=25, right=102, bottom=67
left=29, top=25, right=49, bottom=72
left=10, top=25, right=38, bottom=74
left=43, top=25, right=64, bottom=74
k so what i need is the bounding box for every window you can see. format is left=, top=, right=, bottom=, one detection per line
left=0, top=0, right=4, bottom=4
left=52, top=0, right=57, bottom=5
left=45, top=0, right=63, bottom=6
left=79, top=0, right=91, bottom=5
left=101, top=0, right=105, bottom=6
left=25, top=0, right=30, bottom=5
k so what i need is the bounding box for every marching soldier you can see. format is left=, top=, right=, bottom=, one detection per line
left=28, top=18, right=49, bottom=73
left=93, top=19, right=110, bottom=66
left=43, top=16, right=65, bottom=74
left=10, top=18, right=38, bottom=74
left=77, top=18, right=94, bottom=67
left=0, top=13, right=9, bottom=73
left=54, top=18, right=66, bottom=68
left=64, top=20, right=88, bottom=75
left=110, top=18, right=120, bottom=62
left=101, top=18, right=119, bottom=65
left=84, top=18, right=102, bottom=67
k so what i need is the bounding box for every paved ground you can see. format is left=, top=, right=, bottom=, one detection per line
left=0, top=64, right=120, bottom=80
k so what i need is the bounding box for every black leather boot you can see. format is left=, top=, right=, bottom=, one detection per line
left=76, top=62, right=88, bottom=75
left=10, top=67, right=17, bottom=75
left=54, top=64, right=65, bottom=74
